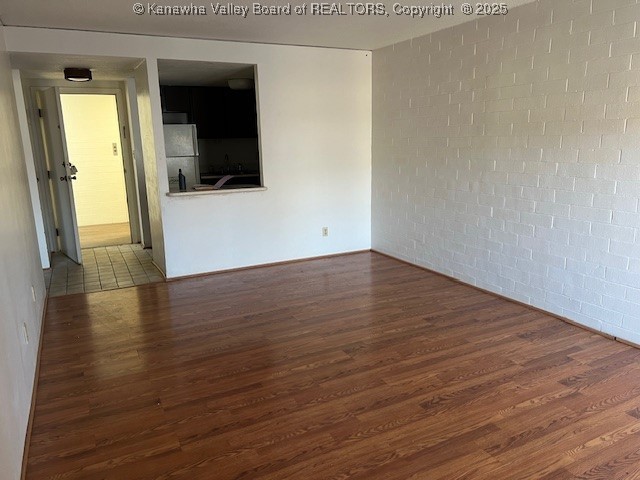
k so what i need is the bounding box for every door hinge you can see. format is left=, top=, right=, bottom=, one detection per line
left=122, top=126, right=127, bottom=139
left=37, top=108, right=43, bottom=118
left=47, top=170, right=51, bottom=179
left=55, top=228, right=60, bottom=237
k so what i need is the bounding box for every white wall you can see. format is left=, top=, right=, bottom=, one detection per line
left=134, top=59, right=166, bottom=271
left=161, top=47, right=372, bottom=277
left=0, top=26, right=47, bottom=480
left=5, top=28, right=372, bottom=278
left=59, top=94, right=130, bottom=226
left=373, top=0, right=640, bottom=343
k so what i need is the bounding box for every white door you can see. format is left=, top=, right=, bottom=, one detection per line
left=40, top=88, right=82, bottom=264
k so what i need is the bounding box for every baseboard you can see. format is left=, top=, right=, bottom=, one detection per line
left=151, top=260, right=167, bottom=281
left=166, top=249, right=372, bottom=282
left=21, top=293, right=48, bottom=480
left=371, top=249, right=639, bottom=350
left=613, top=336, right=640, bottom=350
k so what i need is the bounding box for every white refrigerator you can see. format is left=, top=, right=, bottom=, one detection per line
left=164, top=124, right=200, bottom=192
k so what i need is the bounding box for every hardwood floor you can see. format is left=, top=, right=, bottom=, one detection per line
left=78, top=222, right=131, bottom=248
left=26, top=252, right=640, bottom=479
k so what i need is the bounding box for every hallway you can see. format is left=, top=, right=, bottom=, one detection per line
left=78, top=222, right=131, bottom=248
left=44, top=244, right=163, bottom=297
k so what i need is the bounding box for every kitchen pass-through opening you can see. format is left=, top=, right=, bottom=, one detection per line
left=157, top=59, right=262, bottom=193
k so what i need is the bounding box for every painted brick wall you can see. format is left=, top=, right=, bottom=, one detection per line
left=372, top=0, right=640, bottom=343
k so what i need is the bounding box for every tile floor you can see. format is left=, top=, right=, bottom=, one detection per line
left=44, top=244, right=164, bottom=297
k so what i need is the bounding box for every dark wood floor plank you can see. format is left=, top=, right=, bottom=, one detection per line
left=25, top=252, right=640, bottom=479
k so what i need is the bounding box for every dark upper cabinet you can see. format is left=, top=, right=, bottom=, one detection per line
left=225, top=89, right=258, bottom=138
left=161, top=85, right=258, bottom=139
left=161, top=86, right=192, bottom=117
left=191, top=87, right=226, bottom=139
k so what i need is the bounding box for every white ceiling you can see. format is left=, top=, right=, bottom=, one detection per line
left=9, top=53, right=256, bottom=85
left=0, top=0, right=535, bottom=50
left=9, top=52, right=143, bottom=80
left=158, top=59, right=254, bottom=86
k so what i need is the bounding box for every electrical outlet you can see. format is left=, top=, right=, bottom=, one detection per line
left=31, top=285, right=36, bottom=302
left=22, top=323, right=29, bottom=344
left=112, top=143, right=118, bottom=156
left=322, top=227, right=329, bottom=237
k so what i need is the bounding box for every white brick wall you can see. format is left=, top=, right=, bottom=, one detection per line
left=372, top=0, right=640, bottom=344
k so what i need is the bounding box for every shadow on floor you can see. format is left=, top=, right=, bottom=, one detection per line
left=44, top=244, right=164, bottom=297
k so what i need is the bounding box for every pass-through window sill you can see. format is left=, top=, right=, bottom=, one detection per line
left=166, top=187, right=267, bottom=197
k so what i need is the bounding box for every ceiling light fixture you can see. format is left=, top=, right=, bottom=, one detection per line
left=228, top=78, right=254, bottom=90
left=64, top=67, right=92, bottom=82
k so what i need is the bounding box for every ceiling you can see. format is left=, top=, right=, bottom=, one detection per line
left=0, top=0, right=535, bottom=50
left=8, top=52, right=142, bottom=80
left=9, top=53, right=255, bottom=85
left=158, top=59, right=254, bottom=86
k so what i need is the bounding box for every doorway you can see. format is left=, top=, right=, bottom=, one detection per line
left=31, top=86, right=164, bottom=295
left=58, top=93, right=131, bottom=249
left=35, top=87, right=142, bottom=263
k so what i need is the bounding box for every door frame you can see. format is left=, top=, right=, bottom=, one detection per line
left=25, top=87, right=58, bottom=256
left=29, top=85, right=142, bottom=254
left=38, top=87, right=84, bottom=264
